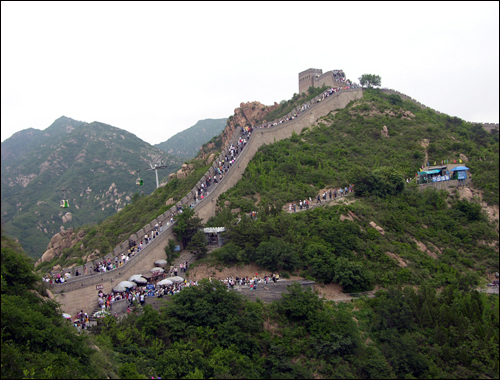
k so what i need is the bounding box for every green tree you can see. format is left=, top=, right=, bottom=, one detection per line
left=334, top=257, right=374, bottom=293
left=186, top=230, right=208, bottom=258
left=359, top=74, right=382, bottom=88
left=352, top=167, right=404, bottom=198
left=173, top=207, right=204, bottom=248
left=164, top=238, right=179, bottom=265
left=118, top=362, right=143, bottom=379
left=253, top=236, right=300, bottom=272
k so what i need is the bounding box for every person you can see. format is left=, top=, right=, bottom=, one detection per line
left=174, top=267, right=178, bottom=276
left=140, top=293, right=145, bottom=306
left=317, top=195, right=321, bottom=204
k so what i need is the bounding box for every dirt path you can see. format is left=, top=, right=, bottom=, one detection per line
left=187, top=263, right=377, bottom=301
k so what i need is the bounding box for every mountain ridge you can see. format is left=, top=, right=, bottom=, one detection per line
left=1, top=116, right=184, bottom=259
left=155, top=118, right=227, bottom=159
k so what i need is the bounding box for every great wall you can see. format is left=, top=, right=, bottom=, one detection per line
left=45, top=70, right=499, bottom=315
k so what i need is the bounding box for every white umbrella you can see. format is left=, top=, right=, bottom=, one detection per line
left=150, top=267, right=164, bottom=273
left=62, top=313, right=72, bottom=319
left=113, top=283, right=127, bottom=292
left=128, top=274, right=144, bottom=282
left=93, top=310, right=110, bottom=318
left=154, top=259, right=168, bottom=267
left=165, top=276, right=184, bottom=283
left=132, top=277, right=148, bottom=284
left=118, top=280, right=136, bottom=288
left=157, top=279, right=173, bottom=286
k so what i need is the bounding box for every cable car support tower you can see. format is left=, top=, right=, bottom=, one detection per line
left=145, top=161, right=170, bottom=189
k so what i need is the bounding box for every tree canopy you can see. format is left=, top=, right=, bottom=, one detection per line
left=359, top=74, right=382, bottom=88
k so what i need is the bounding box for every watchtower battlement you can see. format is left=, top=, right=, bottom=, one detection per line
left=298, top=68, right=346, bottom=94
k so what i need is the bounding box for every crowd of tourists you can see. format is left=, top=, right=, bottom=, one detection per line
left=257, top=83, right=360, bottom=129
left=94, top=268, right=286, bottom=316
left=43, top=271, right=72, bottom=284
left=332, top=70, right=345, bottom=78
left=220, top=273, right=282, bottom=289
left=287, top=185, right=354, bottom=213
left=191, top=137, right=249, bottom=207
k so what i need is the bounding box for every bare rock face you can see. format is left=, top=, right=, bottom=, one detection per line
left=381, top=125, right=389, bottom=138
left=169, top=172, right=176, bottom=181
left=41, top=227, right=85, bottom=265
left=176, top=168, right=187, bottom=179
left=51, top=232, right=63, bottom=246
left=165, top=198, right=174, bottom=206
left=52, top=264, right=61, bottom=271
left=197, top=101, right=279, bottom=159
left=41, top=248, right=55, bottom=263
left=206, top=153, right=216, bottom=165
left=176, top=164, right=194, bottom=180
left=369, top=221, right=385, bottom=235
left=62, top=212, right=72, bottom=223
left=459, top=153, right=469, bottom=162
left=223, top=101, right=279, bottom=147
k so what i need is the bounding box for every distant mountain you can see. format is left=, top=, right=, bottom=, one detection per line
left=155, top=118, right=227, bottom=159
left=1, top=116, right=183, bottom=259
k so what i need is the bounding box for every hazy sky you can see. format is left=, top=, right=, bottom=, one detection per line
left=2, top=2, right=499, bottom=145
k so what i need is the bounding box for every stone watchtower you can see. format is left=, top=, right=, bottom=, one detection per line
left=298, top=68, right=323, bottom=95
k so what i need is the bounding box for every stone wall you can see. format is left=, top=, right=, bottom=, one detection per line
left=299, top=68, right=323, bottom=94
left=48, top=227, right=175, bottom=315
left=48, top=86, right=360, bottom=314
left=195, top=89, right=364, bottom=221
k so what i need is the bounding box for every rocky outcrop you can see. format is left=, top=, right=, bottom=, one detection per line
left=206, top=153, right=216, bottom=165
left=221, top=101, right=279, bottom=147
left=176, top=163, right=194, bottom=179
left=369, top=221, right=385, bottom=235
left=381, top=125, right=389, bottom=138
left=62, top=212, right=72, bottom=223
left=198, top=101, right=279, bottom=160
left=40, top=227, right=85, bottom=263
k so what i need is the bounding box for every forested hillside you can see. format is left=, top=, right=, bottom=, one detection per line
left=1, top=233, right=114, bottom=378
left=3, top=233, right=498, bottom=379
left=155, top=118, right=227, bottom=159
left=207, top=89, right=498, bottom=291
left=1, top=116, right=183, bottom=259
left=2, top=88, right=499, bottom=379
left=34, top=157, right=214, bottom=274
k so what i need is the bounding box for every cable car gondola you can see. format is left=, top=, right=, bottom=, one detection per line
left=136, top=169, right=143, bottom=186
left=60, top=189, right=69, bottom=208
